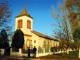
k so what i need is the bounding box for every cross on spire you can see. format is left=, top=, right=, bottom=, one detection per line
left=24, top=3, right=25, bottom=7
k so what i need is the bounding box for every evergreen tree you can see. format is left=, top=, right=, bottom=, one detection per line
left=12, top=29, right=24, bottom=48
left=0, top=29, right=9, bottom=48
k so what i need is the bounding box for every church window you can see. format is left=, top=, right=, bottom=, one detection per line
left=48, top=42, right=49, bottom=49
left=44, top=41, right=46, bottom=49
left=18, top=19, right=22, bottom=28
left=34, top=40, right=36, bottom=43
left=27, top=20, right=31, bottom=29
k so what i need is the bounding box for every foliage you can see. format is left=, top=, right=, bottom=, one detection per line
left=64, top=0, right=80, bottom=34
left=69, top=42, right=78, bottom=50
left=64, top=0, right=80, bottom=50
left=73, top=27, right=80, bottom=39
left=0, top=29, right=9, bottom=48
left=72, top=27, right=80, bottom=49
left=12, top=29, right=24, bottom=48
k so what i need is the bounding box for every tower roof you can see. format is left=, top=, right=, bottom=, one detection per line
left=16, top=5, right=33, bottom=19
left=18, top=6, right=30, bottom=16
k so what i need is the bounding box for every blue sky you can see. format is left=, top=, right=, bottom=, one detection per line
left=1, top=0, right=63, bottom=37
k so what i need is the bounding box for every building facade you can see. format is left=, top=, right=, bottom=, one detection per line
left=15, top=6, right=59, bottom=50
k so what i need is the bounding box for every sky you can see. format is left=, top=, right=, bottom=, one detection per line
left=0, top=0, right=63, bottom=37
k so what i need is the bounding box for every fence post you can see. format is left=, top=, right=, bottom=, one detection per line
left=19, top=48, right=22, bottom=54
left=67, top=49, right=69, bottom=54
left=79, top=48, right=80, bottom=58
left=60, top=49, right=61, bottom=53
left=10, top=48, right=12, bottom=55
left=49, top=49, right=50, bottom=52
left=36, top=50, right=38, bottom=54
left=44, top=49, right=45, bottom=53
left=57, top=49, right=58, bottom=52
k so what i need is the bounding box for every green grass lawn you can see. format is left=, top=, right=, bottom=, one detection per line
left=37, top=51, right=79, bottom=59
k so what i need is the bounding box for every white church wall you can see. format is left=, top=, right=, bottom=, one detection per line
left=38, top=37, right=45, bottom=50
left=56, top=41, right=59, bottom=46
left=53, top=41, right=59, bottom=47
left=51, top=40, right=54, bottom=47
left=52, top=40, right=56, bottom=47
left=38, top=37, right=59, bottom=49
left=38, top=37, right=56, bottom=50
left=32, top=33, right=39, bottom=49
left=50, top=40, right=53, bottom=48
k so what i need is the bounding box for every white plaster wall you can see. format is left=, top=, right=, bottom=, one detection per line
left=10, top=48, right=22, bottom=56
left=32, top=33, right=39, bottom=49
left=38, top=37, right=45, bottom=49
left=51, top=40, right=54, bottom=47
left=38, top=37, right=57, bottom=49
left=53, top=41, right=59, bottom=47
left=57, top=41, right=59, bottom=46
left=50, top=40, right=53, bottom=47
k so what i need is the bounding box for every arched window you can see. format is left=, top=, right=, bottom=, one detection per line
left=27, top=20, right=31, bottom=29
left=18, top=19, right=22, bottom=28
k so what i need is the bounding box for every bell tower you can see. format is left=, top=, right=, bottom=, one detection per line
left=15, top=5, right=33, bottom=36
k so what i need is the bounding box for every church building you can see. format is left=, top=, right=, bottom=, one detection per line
left=15, top=5, right=59, bottom=50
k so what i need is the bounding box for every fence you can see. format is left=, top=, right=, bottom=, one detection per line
left=10, top=48, right=73, bottom=57
left=22, top=49, right=33, bottom=54
left=45, top=49, right=49, bottom=53
left=38, top=50, right=43, bottom=53
left=12, top=48, right=19, bottom=52
left=10, top=48, right=22, bottom=56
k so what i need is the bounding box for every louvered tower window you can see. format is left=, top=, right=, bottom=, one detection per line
left=18, top=19, right=22, bottom=28
left=27, top=20, right=31, bottom=29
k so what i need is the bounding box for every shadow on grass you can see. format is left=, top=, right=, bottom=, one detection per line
left=38, top=51, right=79, bottom=59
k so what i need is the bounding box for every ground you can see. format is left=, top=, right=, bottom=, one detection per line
left=1, top=51, right=80, bottom=60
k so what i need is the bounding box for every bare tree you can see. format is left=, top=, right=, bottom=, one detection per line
left=52, top=27, right=67, bottom=48
left=51, top=1, right=72, bottom=50
left=63, top=0, right=80, bottom=50
left=0, top=0, right=12, bottom=31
